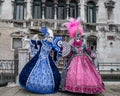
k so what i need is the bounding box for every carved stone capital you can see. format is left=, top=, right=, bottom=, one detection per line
left=105, top=0, right=115, bottom=9
left=0, top=0, right=4, bottom=3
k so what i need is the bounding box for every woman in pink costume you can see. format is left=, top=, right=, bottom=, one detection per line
left=60, top=18, right=105, bottom=94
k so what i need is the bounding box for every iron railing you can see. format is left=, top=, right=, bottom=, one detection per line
left=98, top=62, right=120, bottom=81
left=0, top=60, right=120, bottom=84
left=0, top=60, right=18, bottom=86
left=98, top=62, right=120, bottom=72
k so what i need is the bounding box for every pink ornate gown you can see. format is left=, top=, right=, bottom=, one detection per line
left=61, top=40, right=105, bottom=94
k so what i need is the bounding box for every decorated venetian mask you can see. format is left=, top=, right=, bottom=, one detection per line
left=75, top=32, right=81, bottom=42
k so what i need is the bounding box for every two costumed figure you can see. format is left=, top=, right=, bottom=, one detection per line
left=19, top=18, right=105, bottom=95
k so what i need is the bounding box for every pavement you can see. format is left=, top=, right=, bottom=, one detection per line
left=0, top=82, right=120, bottom=96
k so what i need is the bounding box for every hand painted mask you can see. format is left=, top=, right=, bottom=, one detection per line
left=40, top=27, right=54, bottom=42
left=75, top=32, right=81, bottom=42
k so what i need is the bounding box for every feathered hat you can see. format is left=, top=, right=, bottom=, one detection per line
left=63, top=18, right=84, bottom=38
left=40, top=27, right=54, bottom=37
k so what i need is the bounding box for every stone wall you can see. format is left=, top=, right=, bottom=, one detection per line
left=0, top=0, right=120, bottom=63
left=0, top=27, right=16, bottom=60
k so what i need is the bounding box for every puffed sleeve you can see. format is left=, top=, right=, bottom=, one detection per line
left=52, top=36, right=63, bottom=66
left=29, top=40, right=42, bottom=57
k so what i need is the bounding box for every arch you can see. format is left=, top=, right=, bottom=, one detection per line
left=87, top=35, right=97, bottom=50
left=15, top=0, right=24, bottom=1
left=69, top=0, right=79, bottom=3
left=85, top=0, right=98, bottom=4
left=10, top=31, right=24, bottom=37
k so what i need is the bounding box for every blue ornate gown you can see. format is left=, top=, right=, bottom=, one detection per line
left=19, top=37, right=62, bottom=94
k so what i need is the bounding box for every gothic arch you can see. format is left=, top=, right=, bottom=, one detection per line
left=10, top=31, right=24, bottom=37
left=69, top=0, right=79, bottom=3
left=85, top=0, right=98, bottom=4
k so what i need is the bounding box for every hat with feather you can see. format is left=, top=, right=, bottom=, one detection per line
left=63, top=18, right=84, bottom=38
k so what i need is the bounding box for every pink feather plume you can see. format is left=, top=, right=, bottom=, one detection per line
left=63, top=18, right=83, bottom=38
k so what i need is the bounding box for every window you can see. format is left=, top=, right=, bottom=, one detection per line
left=14, top=0, right=24, bottom=20
left=57, top=0, right=66, bottom=19
left=33, top=0, right=42, bottom=19
left=86, top=1, right=96, bottom=23
left=12, top=38, right=22, bottom=49
left=45, top=0, right=54, bottom=19
left=0, top=4, right=1, bottom=17
left=0, top=1, right=4, bottom=18
left=107, top=36, right=115, bottom=40
left=69, top=1, right=78, bottom=18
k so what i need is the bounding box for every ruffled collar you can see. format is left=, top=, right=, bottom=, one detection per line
left=72, top=39, right=82, bottom=47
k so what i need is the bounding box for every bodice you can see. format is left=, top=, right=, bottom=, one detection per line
left=74, top=46, right=84, bottom=55
left=72, top=39, right=85, bottom=55
left=40, top=40, right=52, bottom=57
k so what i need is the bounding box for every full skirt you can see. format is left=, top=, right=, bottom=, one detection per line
left=63, top=54, right=105, bottom=94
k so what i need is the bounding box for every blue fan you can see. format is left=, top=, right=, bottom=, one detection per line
left=52, top=36, right=62, bottom=52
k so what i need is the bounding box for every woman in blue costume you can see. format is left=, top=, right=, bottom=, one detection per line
left=19, top=27, right=62, bottom=94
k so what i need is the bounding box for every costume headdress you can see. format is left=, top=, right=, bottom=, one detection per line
left=40, top=27, right=54, bottom=38
left=63, top=18, right=83, bottom=38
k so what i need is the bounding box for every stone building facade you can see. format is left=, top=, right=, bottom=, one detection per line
left=0, top=0, right=120, bottom=71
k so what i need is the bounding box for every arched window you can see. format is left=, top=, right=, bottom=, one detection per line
left=45, top=0, right=54, bottom=19
left=57, top=0, right=66, bottom=19
left=86, top=1, right=96, bottom=23
left=69, top=0, right=78, bottom=18
left=32, top=0, right=42, bottom=19
left=14, top=0, right=24, bottom=20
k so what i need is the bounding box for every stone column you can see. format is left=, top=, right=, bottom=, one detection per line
left=104, top=0, right=115, bottom=23
left=66, top=4, right=69, bottom=20
left=54, top=1, right=57, bottom=29
left=14, top=48, right=19, bottom=83
left=29, top=1, right=34, bottom=27
left=54, top=1, right=57, bottom=20
left=42, top=2, right=45, bottom=19
left=66, top=0, right=70, bottom=20
left=16, top=48, right=29, bottom=84
left=26, top=0, right=32, bottom=20
left=78, top=2, right=81, bottom=17
left=80, top=0, right=85, bottom=21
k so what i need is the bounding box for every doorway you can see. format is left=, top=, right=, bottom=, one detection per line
left=87, top=35, right=97, bottom=50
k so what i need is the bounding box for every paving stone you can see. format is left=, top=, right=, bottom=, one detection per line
left=0, top=83, right=120, bottom=96
left=1, top=86, right=21, bottom=96
left=0, top=87, right=10, bottom=96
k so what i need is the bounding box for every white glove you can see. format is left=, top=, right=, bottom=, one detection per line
left=22, top=38, right=30, bottom=42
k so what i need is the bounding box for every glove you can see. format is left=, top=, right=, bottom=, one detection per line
left=22, top=38, right=30, bottom=42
